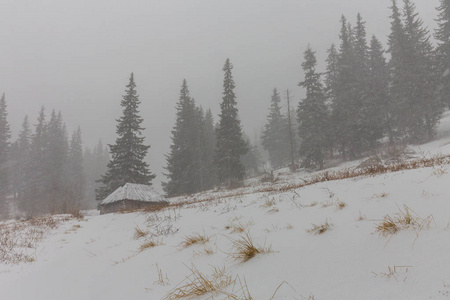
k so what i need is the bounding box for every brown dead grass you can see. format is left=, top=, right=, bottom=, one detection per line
left=140, top=238, right=164, bottom=251
left=228, top=232, right=272, bottom=262
left=0, top=215, right=72, bottom=264
left=376, top=205, right=434, bottom=237
left=306, top=220, right=333, bottom=235
left=179, top=233, right=211, bottom=248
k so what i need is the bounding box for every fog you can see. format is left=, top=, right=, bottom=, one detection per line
left=1, top=0, right=439, bottom=191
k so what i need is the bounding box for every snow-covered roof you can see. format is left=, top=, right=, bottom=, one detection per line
left=100, top=183, right=166, bottom=205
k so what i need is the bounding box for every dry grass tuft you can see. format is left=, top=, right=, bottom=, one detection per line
left=154, top=264, right=170, bottom=286
left=321, top=199, right=334, bottom=208
left=304, top=201, right=318, bottom=207
left=163, top=265, right=234, bottom=300
left=336, top=200, right=347, bottom=210
left=228, top=232, right=272, bottom=262
left=133, top=226, right=149, bottom=239
left=376, top=205, right=434, bottom=237
left=357, top=211, right=367, bottom=221
left=140, top=238, right=164, bottom=251
left=179, top=233, right=211, bottom=248
left=306, top=220, right=333, bottom=235
left=261, top=197, right=277, bottom=208
left=373, top=192, right=389, bottom=198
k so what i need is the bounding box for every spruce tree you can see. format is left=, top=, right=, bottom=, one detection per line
left=298, top=47, right=329, bottom=169
left=21, top=107, right=49, bottom=215
left=68, top=127, right=85, bottom=209
left=324, top=44, right=339, bottom=155
left=215, top=58, right=248, bottom=186
left=0, top=94, right=11, bottom=219
left=402, top=0, right=442, bottom=141
left=200, top=109, right=217, bottom=190
left=436, top=0, right=450, bottom=106
left=261, top=88, right=290, bottom=169
left=368, top=35, right=392, bottom=143
left=163, top=80, right=202, bottom=196
left=96, top=73, right=155, bottom=201
left=332, top=16, right=360, bottom=159
left=15, top=116, right=32, bottom=200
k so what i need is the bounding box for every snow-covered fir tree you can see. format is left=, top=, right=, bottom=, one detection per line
left=96, top=73, right=155, bottom=201
left=215, top=58, right=248, bottom=186
left=298, top=47, right=329, bottom=169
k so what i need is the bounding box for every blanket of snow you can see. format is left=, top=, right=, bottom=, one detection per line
left=3, top=114, right=450, bottom=299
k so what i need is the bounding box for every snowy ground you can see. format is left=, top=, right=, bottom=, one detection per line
left=3, top=115, right=450, bottom=299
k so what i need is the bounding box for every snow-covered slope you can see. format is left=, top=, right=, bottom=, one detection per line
left=3, top=115, right=450, bottom=300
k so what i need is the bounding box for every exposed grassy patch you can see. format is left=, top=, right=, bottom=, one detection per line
left=0, top=215, right=72, bottom=264
left=306, top=220, right=333, bottom=235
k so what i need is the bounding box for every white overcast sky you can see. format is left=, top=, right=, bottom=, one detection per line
left=0, top=0, right=439, bottom=190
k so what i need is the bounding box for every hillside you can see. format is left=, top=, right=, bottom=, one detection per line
left=3, top=114, right=450, bottom=299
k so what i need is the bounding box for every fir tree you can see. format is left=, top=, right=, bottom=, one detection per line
left=0, top=94, right=11, bottom=219
left=96, top=73, right=155, bottom=201
left=200, top=109, right=217, bottom=190
left=368, top=35, right=392, bottom=143
left=163, top=80, right=202, bottom=196
left=388, top=0, right=409, bottom=140
left=436, top=0, right=450, bottom=106
left=332, top=16, right=360, bottom=159
left=15, top=116, right=32, bottom=200
left=402, top=0, right=442, bottom=142
left=21, top=107, right=49, bottom=215
left=215, top=58, right=248, bottom=185
left=68, top=127, right=85, bottom=209
left=261, top=88, right=290, bottom=169
left=298, top=47, right=329, bottom=169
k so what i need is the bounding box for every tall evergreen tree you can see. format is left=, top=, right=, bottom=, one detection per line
left=20, top=107, right=49, bottom=215
left=261, top=88, right=290, bottom=169
left=68, top=127, right=85, bottom=209
left=298, top=47, right=329, bottom=169
left=96, top=73, right=155, bottom=201
left=14, top=116, right=32, bottom=200
left=215, top=58, right=248, bottom=185
left=402, top=0, right=442, bottom=141
left=332, top=16, right=360, bottom=159
left=0, top=94, right=11, bottom=219
left=163, top=80, right=202, bottom=196
left=436, top=0, right=450, bottom=106
left=368, top=35, right=393, bottom=143
left=199, top=109, right=217, bottom=190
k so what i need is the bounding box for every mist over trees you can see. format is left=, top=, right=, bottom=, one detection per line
left=1, top=0, right=450, bottom=218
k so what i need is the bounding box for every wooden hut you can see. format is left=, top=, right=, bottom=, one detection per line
left=99, top=183, right=168, bottom=214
